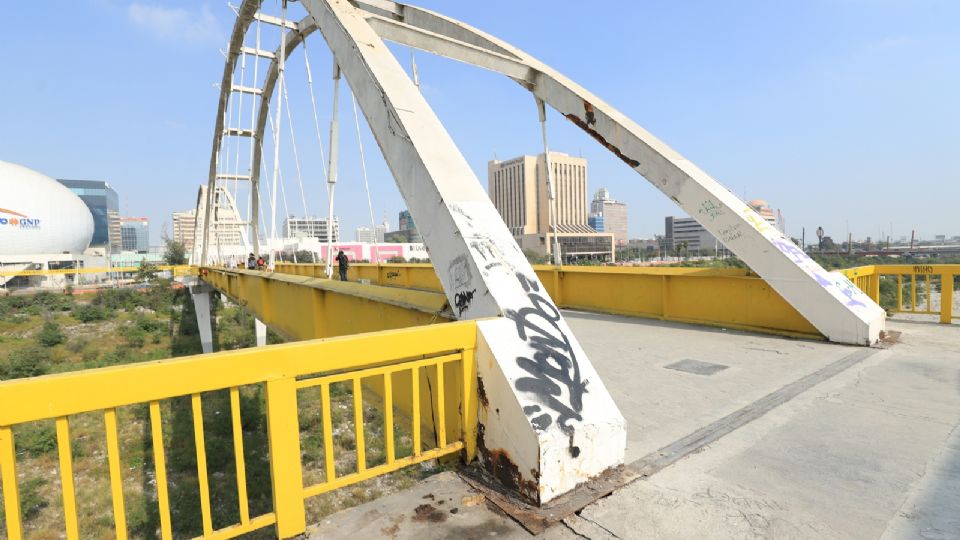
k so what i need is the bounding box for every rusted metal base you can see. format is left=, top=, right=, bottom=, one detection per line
left=458, top=464, right=638, bottom=535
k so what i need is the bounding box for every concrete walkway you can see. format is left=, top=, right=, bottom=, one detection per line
left=308, top=314, right=960, bottom=539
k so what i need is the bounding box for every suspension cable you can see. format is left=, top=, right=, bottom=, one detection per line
left=536, top=97, right=562, bottom=267
left=281, top=74, right=311, bottom=225
left=247, top=6, right=262, bottom=254
left=268, top=0, right=289, bottom=252
left=351, top=91, right=380, bottom=262
left=324, top=65, right=342, bottom=278
left=268, top=113, right=296, bottom=267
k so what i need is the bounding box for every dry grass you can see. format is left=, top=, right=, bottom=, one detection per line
left=0, top=287, right=450, bottom=539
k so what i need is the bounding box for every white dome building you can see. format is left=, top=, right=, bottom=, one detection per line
left=0, top=160, right=94, bottom=256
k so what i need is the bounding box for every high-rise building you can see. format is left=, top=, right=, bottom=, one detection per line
left=57, top=179, right=121, bottom=250
left=588, top=214, right=604, bottom=232
left=172, top=209, right=196, bottom=251
left=355, top=223, right=387, bottom=243
left=283, top=216, right=339, bottom=242
left=487, top=152, right=614, bottom=261
left=397, top=210, right=422, bottom=242
left=665, top=216, right=728, bottom=255
left=120, top=217, right=149, bottom=252
left=747, top=199, right=783, bottom=232
left=590, top=188, right=628, bottom=246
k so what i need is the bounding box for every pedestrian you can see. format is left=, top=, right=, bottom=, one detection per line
left=256, top=255, right=265, bottom=271
left=247, top=253, right=256, bottom=270
left=336, top=250, right=349, bottom=281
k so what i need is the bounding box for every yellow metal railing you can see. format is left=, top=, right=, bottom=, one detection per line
left=272, top=263, right=821, bottom=339
left=0, top=322, right=478, bottom=539
left=0, top=265, right=192, bottom=278
left=842, top=264, right=958, bottom=324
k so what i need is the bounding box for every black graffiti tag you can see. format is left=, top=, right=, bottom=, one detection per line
left=454, top=289, right=476, bottom=316
left=505, top=273, right=587, bottom=438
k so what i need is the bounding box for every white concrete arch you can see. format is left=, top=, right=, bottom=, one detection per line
left=202, top=0, right=884, bottom=505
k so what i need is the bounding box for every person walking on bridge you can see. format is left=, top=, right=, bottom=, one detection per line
left=336, top=250, right=349, bottom=281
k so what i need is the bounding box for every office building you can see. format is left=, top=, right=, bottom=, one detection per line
left=588, top=214, right=604, bottom=232
left=397, top=210, right=422, bottom=242
left=487, top=152, right=613, bottom=261
left=120, top=217, right=150, bottom=252
left=747, top=199, right=783, bottom=232
left=283, top=216, right=339, bottom=242
left=58, top=179, right=121, bottom=250
left=172, top=209, right=197, bottom=251
left=355, top=218, right=389, bottom=243
left=590, top=188, right=629, bottom=246
left=665, top=216, right=728, bottom=255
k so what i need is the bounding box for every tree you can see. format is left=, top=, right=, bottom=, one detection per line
left=164, top=240, right=188, bottom=265
left=294, top=250, right=316, bottom=263
left=36, top=321, right=66, bottom=347
left=136, top=258, right=160, bottom=283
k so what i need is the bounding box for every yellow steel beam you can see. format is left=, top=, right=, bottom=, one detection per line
left=272, top=263, right=822, bottom=339
left=0, top=321, right=478, bottom=426
left=0, top=265, right=191, bottom=278
left=201, top=268, right=452, bottom=341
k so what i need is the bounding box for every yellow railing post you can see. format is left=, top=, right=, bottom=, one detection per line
left=265, top=377, right=306, bottom=539
left=1, top=426, right=23, bottom=540
left=461, top=348, right=478, bottom=462
left=942, top=273, right=954, bottom=324
left=870, top=273, right=881, bottom=304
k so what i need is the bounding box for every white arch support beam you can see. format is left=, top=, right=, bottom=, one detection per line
left=351, top=0, right=885, bottom=346
left=299, top=0, right=625, bottom=504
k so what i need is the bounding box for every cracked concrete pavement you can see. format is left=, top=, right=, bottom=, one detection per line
left=308, top=312, right=960, bottom=539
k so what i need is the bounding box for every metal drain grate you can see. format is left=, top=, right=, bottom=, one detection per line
left=664, top=359, right=729, bottom=376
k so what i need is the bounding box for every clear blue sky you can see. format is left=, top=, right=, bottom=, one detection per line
left=2, top=1, right=958, bottom=245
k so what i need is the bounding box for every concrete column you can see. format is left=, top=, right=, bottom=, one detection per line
left=255, top=318, right=267, bottom=347
left=475, top=317, right=625, bottom=505
left=190, top=286, right=214, bottom=354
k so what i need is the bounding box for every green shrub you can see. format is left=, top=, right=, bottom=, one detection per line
left=123, top=326, right=147, bottom=348
left=19, top=477, right=47, bottom=521
left=15, top=423, right=56, bottom=457
left=36, top=321, right=66, bottom=347
left=135, top=315, right=163, bottom=333
left=1, top=347, right=51, bottom=379
left=71, top=303, right=110, bottom=323
left=31, top=291, right=73, bottom=312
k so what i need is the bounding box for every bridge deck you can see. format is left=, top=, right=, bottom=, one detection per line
left=306, top=313, right=960, bottom=539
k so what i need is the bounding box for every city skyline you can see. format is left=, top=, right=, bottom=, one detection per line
left=2, top=1, right=957, bottom=246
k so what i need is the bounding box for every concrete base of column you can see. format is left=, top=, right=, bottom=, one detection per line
left=190, top=287, right=214, bottom=354
left=255, top=318, right=267, bottom=347
left=474, top=318, right=626, bottom=505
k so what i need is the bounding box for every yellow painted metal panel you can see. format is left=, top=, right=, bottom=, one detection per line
left=265, top=378, right=306, bottom=539
left=192, top=394, right=214, bottom=537
left=320, top=383, right=336, bottom=483
left=55, top=417, right=80, bottom=540
left=941, top=273, right=954, bottom=324
left=149, top=402, right=173, bottom=540
left=204, top=513, right=277, bottom=540
left=302, top=442, right=464, bottom=498
left=0, top=321, right=479, bottom=426
left=0, top=265, right=191, bottom=278
left=436, top=362, right=447, bottom=449
left=352, top=379, right=366, bottom=473
left=384, top=373, right=395, bottom=464
left=0, top=426, right=23, bottom=540
left=104, top=409, right=128, bottom=540
left=897, top=274, right=903, bottom=311
left=461, top=348, right=478, bottom=462
left=411, top=366, right=421, bottom=457
left=229, top=387, right=250, bottom=525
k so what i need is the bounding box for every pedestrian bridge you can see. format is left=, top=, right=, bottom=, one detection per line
left=1, top=263, right=956, bottom=539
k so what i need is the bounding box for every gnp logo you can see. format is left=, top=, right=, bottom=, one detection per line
left=0, top=207, right=41, bottom=229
